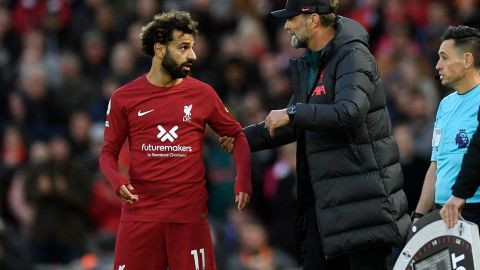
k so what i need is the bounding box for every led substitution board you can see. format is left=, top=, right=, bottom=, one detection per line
left=394, top=210, right=480, bottom=270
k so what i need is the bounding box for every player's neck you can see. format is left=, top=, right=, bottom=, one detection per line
left=146, top=65, right=183, bottom=88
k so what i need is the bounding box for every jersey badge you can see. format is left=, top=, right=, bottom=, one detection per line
left=183, top=104, right=192, bottom=122
left=455, top=129, right=469, bottom=148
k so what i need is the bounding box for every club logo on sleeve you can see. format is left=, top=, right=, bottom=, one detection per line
left=106, top=99, right=111, bottom=115
left=105, top=100, right=111, bottom=128
left=183, top=104, right=192, bottom=122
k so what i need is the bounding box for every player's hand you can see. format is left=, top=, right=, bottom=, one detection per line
left=440, top=196, right=466, bottom=228
left=264, top=109, right=289, bottom=137
left=119, top=184, right=139, bottom=204
left=235, top=192, right=250, bottom=211
left=219, top=136, right=235, bottom=153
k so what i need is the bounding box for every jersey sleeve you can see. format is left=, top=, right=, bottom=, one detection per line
left=431, top=101, right=444, bottom=162
left=206, top=87, right=242, bottom=137
left=231, top=132, right=252, bottom=195
left=206, top=87, right=252, bottom=195
left=430, top=122, right=438, bottom=162
left=99, top=93, right=129, bottom=194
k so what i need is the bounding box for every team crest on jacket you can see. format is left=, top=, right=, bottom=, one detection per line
left=455, top=129, right=468, bottom=148
left=183, top=104, right=192, bottom=122
left=312, top=71, right=327, bottom=96
left=312, top=85, right=327, bottom=96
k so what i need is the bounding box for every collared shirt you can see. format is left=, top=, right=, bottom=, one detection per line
left=304, top=50, right=323, bottom=94
left=432, top=84, right=480, bottom=204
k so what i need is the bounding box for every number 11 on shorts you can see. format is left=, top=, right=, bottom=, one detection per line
left=190, top=248, right=205, bottom=270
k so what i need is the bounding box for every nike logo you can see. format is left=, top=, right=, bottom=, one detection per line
left=301, top=8, right=309, bottom=11
left=138, top=109, right=154, bottom=116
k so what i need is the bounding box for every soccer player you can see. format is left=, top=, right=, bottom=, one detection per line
left=99, top=11, right=252, bottom=270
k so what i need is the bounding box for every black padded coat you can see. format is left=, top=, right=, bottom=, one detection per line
left=243, top=16, right=410, bottom=260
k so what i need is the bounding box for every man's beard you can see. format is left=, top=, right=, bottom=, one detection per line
left=291, top=35, right=307, bottom=49
left=162, top=51, right=193, bottom=79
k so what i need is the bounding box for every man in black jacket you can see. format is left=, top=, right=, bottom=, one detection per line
left=441, top=107, right=480, bottom=228
left=220, top=0, right=409, bottom=269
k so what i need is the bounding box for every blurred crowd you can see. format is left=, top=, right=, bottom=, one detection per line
left=1, top=0, right=480, bottom=269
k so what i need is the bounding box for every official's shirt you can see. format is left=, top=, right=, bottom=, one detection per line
left=432, top=84, right=480, bottom=204
left=100, top=75, right=246, bottom=223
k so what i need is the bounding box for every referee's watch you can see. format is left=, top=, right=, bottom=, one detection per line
left=287, top=105, right=296, bottom=122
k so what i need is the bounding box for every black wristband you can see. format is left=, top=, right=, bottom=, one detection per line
left=411, top=211, right=425, bottom=220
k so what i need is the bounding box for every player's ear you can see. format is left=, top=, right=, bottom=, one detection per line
left=153, top=42, right=166, bottom=58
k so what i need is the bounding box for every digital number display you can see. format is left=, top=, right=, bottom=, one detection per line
left=413, top=249, right=451, bottom=270
left=393, top=211, right=480, bottom=270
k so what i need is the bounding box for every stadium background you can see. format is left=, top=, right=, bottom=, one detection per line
left=0, top=0, right=479, bottom=269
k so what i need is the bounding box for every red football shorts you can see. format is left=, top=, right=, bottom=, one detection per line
left=113, top=221, right=217, bottom=270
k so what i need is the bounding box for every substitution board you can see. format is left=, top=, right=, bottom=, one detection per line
left=394, top=210, right=480, bottom=270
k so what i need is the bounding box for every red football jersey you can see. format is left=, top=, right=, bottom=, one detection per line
left=100, top=75, right=251, bottom=224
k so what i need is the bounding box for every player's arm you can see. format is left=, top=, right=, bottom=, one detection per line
left=413, top=161, right=437, bottom=223
left=206, top=88, right=252, bottom=210
left=99, top=95, right=138, bottom=204
left=231, top=131, right=252, bottom=210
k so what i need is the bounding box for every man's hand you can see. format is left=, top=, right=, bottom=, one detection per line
left=264, top=109, right=289, bottom=137
left=219, top=136, right=235, bottom=153
left=119, top=184, right=139, bottom=204
left=235, top=192, right=250, bottom=211
left=440, top=196, right=466, bottom=228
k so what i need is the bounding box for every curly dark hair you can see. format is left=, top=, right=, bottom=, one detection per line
left=140, top=10, right=198, bottom=57
left=441, top=25, right=480, bottom=68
